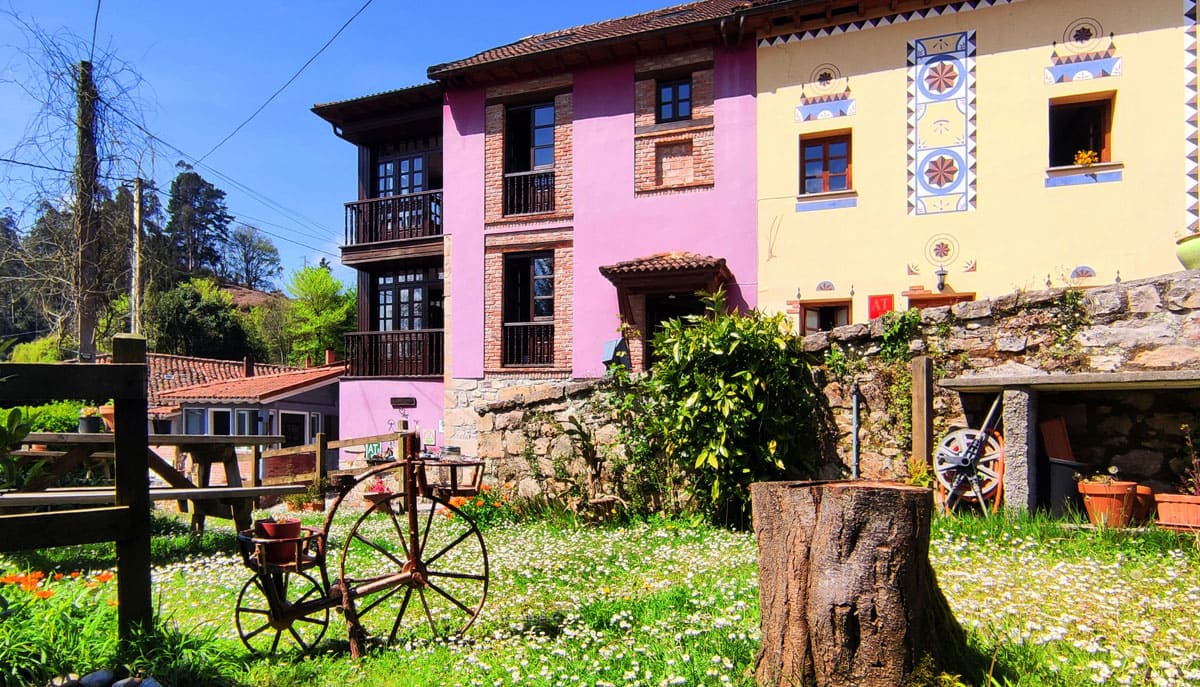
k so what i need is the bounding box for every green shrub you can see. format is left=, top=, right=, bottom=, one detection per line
left=616, top=289, right=828, bottom=527
left=9, top=335, right=70, bottom=363
left=447, top=484, right=518, bottom=529
left=21, top=400, right=86, bottom=433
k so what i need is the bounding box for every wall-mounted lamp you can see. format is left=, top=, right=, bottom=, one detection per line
left=935, top=266, right=948, bottom=292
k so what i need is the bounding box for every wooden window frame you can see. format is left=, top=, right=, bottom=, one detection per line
left=505, top=102, right=555, bottom=172
left=797, top=299, right=851, bottom=335
left=503, top=252, right=555, bottom=324
left=372, top=266, right=443, bottom=332
left=656, top=77, right=693, bottom=124
left=800, top=133, right=852, bottom=195
left=1048, top=94, right=1113, bottom=167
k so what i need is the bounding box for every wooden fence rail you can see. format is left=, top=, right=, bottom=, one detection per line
left=0, top=335, right=151, bottom=641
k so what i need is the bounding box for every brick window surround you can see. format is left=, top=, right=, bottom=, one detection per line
left=483, top=229, right=574, bottom=373
left=484, top=76, right=574, bottom=225
left=634, top=48, right=714, bottom=194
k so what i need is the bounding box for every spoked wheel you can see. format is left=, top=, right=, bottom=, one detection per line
left=339, top=492, right=488, bottom=648
left=235, top=570, right=329, bottom=654
left=934, top=428, right=1005, bottom=512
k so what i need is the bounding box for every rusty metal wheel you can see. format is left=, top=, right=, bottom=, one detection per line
left=338, top=492, right=488, bottom=646
left=235, top=570, right=329, bottom=654
left=934, top=428, right=1004, bottom=511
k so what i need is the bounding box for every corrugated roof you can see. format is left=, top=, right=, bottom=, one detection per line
left=159, top=365, right=344, bottom=405
left=428, top=0, right=752, bottom=79
left=600, top=251, right=727, bottom=276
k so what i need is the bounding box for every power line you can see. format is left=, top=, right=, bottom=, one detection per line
left=196, top=0, right=376, bottom=163
left=0, top=156, right=133, bottom=182
left=95, top=98, right=340, bottom=243
left=89, top=0, right=102, bottom=62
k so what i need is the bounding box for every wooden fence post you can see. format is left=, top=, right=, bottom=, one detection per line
left=112, top=334, right=152, bottom=640
left=911, top=356, right=933, bottom=467
left=316, top=432, right=328, bottom=482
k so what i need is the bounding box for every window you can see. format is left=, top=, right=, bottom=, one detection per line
left=799, top=301, right=850, bottom=335
left=657, top=78, right=692, bottom=123
left=1049, top=97, right=1111, bottom=167
left=183, top=408, right=205, bottom=435
left=374, top=265, right=444, bottom=331
left=502, top=252, right=555, bottom=366
left=800, top=134, right=851, bottom=194
left=376, top=154, right=427, bottom=197
left=309, top=413, right=322, bottom=443
left=235, top=409, right=256, bottom=436
left=209, top=409, right=231, bottom=436
left=505, top=103, right=555, bottom=172
left=503, top=103, right=556, bottom=215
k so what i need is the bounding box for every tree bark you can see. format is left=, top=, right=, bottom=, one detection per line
left=752, top=480, right=977, bottom=687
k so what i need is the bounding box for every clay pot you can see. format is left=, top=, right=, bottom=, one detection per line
left=98, top=405, right=115, bottom=431
left=1154, top=492, right=1200, bottom=529
left=1077, top=481, right=1136, bottom=527
left=1131, top=484, right=1155, bottom=524
left=254, top=518, right=302, bottom=564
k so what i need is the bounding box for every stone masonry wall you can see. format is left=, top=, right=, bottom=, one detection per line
left=450, top=270, right=1200, bottom=498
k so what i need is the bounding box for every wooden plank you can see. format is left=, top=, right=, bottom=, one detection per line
left=262, top=442, right=318, bottom=459
left=327, top=431, right=410, bottom=450
left=911, top=356, right=933, bottom=468
left=940, top=370, right=1200, bottom=393
left=0, top=507, right=132, bottom=552
left=259, top=472, right=319, bottom=487
left=112, top=335, right=152, bottom=639
left=0, top=363, right=146, bottom=403
left=0, top=485, right=306, bottom=507
left=150, top=434, right=284, bottom=446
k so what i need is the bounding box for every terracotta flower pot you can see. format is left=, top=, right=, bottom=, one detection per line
left=1077, top=481, right=1136, bottom=527
left=1131, top=484, right=1156, bottom=524
left=364, top=491, right=393, bottom=514
left=98, top=405, right=115, bottom=431
left=254, top=518, right=302, bottom=564
left=1154, top=492, right=1200, bottom=529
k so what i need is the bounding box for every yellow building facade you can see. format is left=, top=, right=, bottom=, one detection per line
left=756, top=0, right=1192, bottom=330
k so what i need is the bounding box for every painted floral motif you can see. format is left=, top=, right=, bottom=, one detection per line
left=925, top=156, right=959, bottom=187
left=924, top=62, right=959, bottom=93
left=1072, top=25, right=1094, bottom=43
left=933, top=242, right=951, bottom=259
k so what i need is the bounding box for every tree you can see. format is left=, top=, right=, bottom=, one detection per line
left=246, top=297, right=294, bottom=366
left=149, top=279, right=254, bottom=360
left=164, top=162, right=232, bottom=278
left=221, top=224, right=281, bottom=289
left=285, top=266, right=355, bottom=365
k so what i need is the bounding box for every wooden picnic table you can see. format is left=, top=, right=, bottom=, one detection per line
left=9, top=433, right=288, bottom=532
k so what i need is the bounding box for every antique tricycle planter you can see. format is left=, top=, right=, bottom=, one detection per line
left=1077, top=481, right=1136, bottom=527
left=235, top=447, right=489, bottom=657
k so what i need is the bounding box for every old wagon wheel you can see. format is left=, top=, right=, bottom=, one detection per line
left=934, top=428, right=1004, bottom=512
left=235, top=570, right=329, bottom=654
left=338, top=492, right=488, bottom=647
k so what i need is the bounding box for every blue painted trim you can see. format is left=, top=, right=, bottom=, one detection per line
left=795, top=196, right=858, bottom=212
left=1044, top=170, right=1123, bottom=188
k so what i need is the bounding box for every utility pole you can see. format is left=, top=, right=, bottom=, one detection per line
left=130, top=177, right=143, bottom=335
left=74, top=60, right=100, bottom=362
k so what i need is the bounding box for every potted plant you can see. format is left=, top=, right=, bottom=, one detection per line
left=363, top=475, right=393, bottom=514
left=253, top=514, right=303, bottom=565
left=1177, top=232, right=1200, bottom=270
left=1155, top=425, right=1200, bottom=530
left=78, top=406, right=103, bottom=434
left=1075, top=467, right=1137, bottom=528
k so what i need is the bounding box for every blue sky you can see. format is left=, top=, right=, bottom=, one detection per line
left=0, top=0, right=672, bottom=289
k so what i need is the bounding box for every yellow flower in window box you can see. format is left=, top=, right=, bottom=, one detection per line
left=1073, top=149, right=1099, bottom=167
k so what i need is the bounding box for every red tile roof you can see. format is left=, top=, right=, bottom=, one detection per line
left=159, top=365, right=344, bottom=405
left=599, top=251, right=727, bottom=276
left=428, top=0, right=753, bottom=80
left=96, top=353, right=295, bottom=406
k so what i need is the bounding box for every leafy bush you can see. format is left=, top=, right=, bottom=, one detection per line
left=615, top=289, right=828, bottom=527
left=21, top=400, right=86, bottom=433
left=9, top=335, right=70, bottom=362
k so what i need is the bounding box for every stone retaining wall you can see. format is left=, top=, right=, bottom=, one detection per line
left=452, top=270, right=1200, bottom=498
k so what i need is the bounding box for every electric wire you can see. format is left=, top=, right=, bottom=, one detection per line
left=196, top=0, right=376, bottom=164
left=88, top=0, right=102, bottom=62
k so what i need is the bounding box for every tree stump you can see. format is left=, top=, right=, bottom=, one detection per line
left=751, top=480, right=977, bottom=687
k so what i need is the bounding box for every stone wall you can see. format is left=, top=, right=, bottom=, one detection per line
left=453, top=270, right=1200, bottom=499
left=807, top=270, right=1200, bottom=487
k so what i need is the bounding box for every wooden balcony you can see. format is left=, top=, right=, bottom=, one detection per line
left=345, top=330, right=444, bottom=378
left=503, top=170, right=555, bottom=216
left=345, top=191, right=442, bottom=246
left=502, top=322, right=554, bottom=367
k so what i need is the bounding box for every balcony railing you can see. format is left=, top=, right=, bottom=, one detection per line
left=501, top=322, right=554, bottom=367
left=503, top=170, right=555, bottom=216
left=345, top=330, right=444, bottom=377
left=345, top=191, right=443, bottom=246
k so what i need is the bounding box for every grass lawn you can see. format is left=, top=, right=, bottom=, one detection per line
left=1, top=510, right=1198, bottom=686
